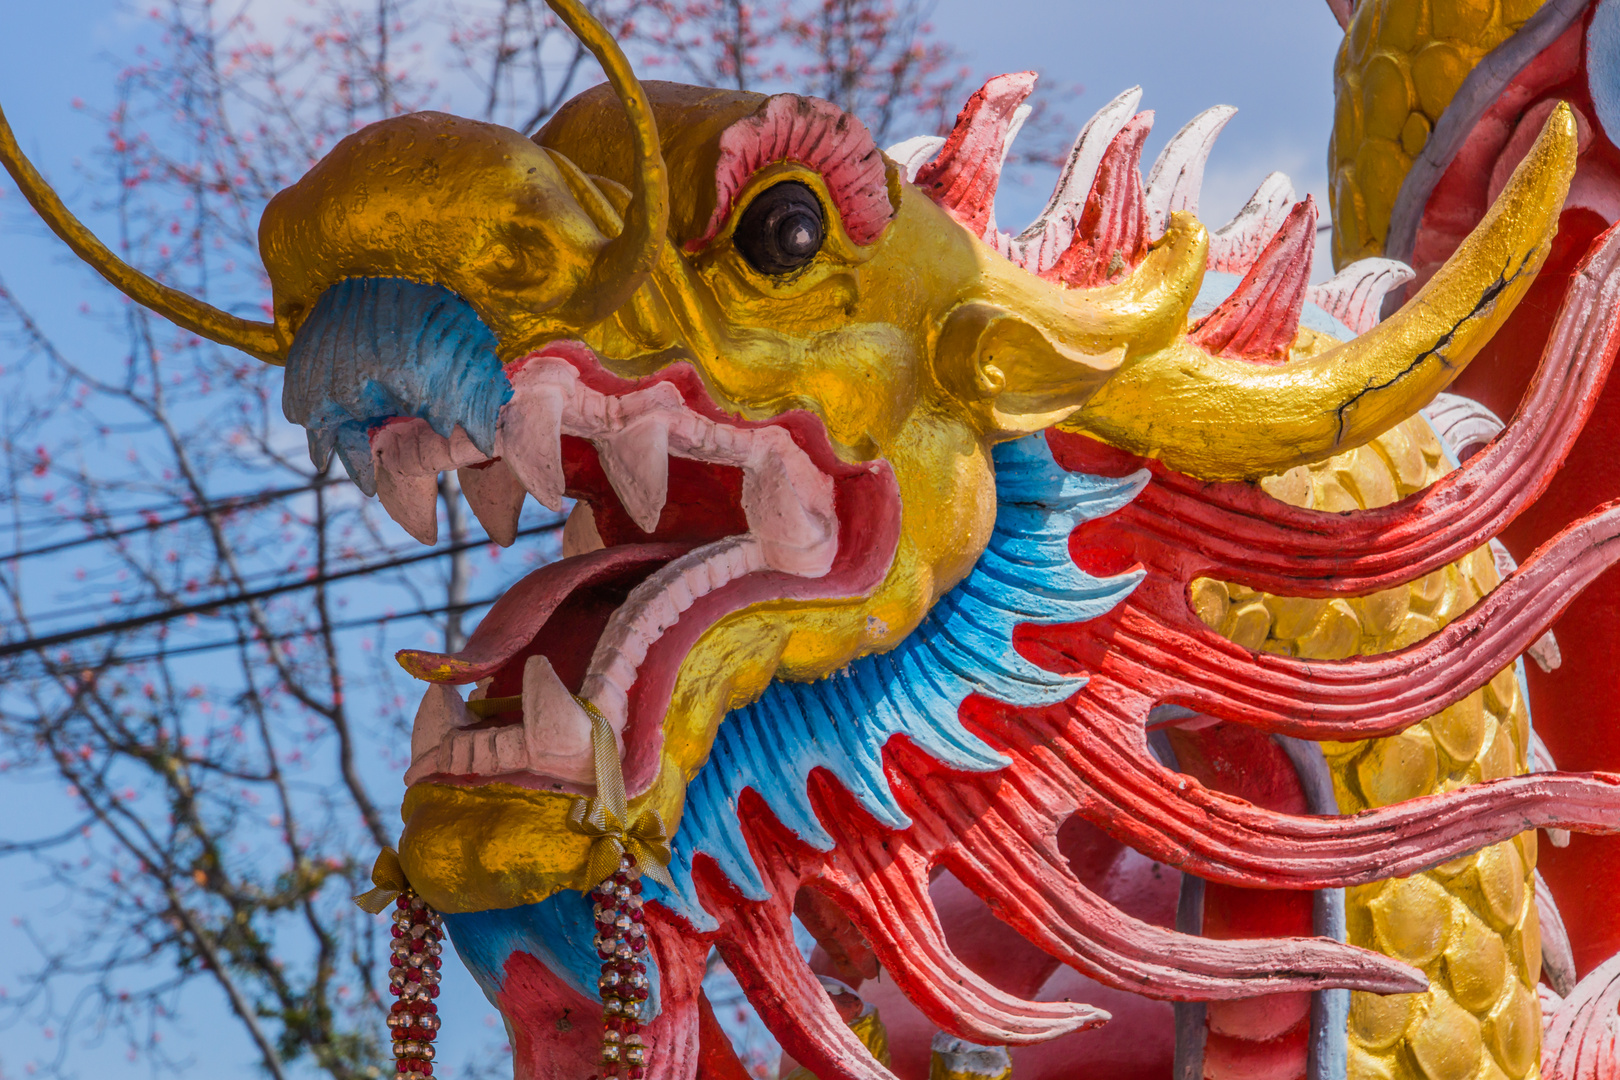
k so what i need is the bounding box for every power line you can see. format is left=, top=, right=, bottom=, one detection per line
left=0, top=480, right=330, bottom=563
left=34, top=590, right=508, bottom=672
left=0, top=520, right=563, bottom=660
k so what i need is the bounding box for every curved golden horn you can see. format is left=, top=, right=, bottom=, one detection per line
left=0, top=104, right=287, bottom=365
left=544, top=0, right=669, bottom=324
left=1070, top=103, right=1579, bottom=482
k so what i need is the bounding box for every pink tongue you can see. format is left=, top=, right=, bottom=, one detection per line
left=396, top=543, right=692, bottom=683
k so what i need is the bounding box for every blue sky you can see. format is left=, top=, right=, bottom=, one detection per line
left=0, top=1, right=1348, bottom=1076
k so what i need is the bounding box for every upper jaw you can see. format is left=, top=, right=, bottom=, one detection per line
left=377, top=340, right=902, bottom=799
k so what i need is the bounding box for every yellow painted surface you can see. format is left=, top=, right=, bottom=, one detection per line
left=1198, top=416, right=1542, bottom=1080
left=1330, top=0, right=1554, bottom=266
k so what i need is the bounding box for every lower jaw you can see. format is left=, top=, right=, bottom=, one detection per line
left=399, top=761, right=689, bottom=913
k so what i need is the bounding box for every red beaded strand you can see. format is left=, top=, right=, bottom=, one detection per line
left=591, top=856, right=650, bottom=1080
left=387, top=893, right=444, bottom=1078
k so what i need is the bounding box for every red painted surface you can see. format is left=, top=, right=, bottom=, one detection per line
left=500, top=905, right=708, bottom=1080
left=914, top=73, right=1037, bottom=240
left=1393, top=7, right=1620, bottom=979
left=1170, top=724, right=1314, bottom=1080
left=1191, top=197, right=1317, bottom=363
left=1043, top=113, right=1153, bottom=289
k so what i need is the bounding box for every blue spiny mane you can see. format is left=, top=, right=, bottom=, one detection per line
left=663, top=432, right=1147, bottom=927
left=442, top=433, right=1148, bottom=1000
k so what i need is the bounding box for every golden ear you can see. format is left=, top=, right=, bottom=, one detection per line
left=936, top=300, right=1126, bottom=438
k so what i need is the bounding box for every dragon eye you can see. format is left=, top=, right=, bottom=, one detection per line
left=733, top=181, right=825, bottom=275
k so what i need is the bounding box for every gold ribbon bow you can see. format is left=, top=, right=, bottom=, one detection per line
left=566, top=697, right=676, bottom=892
left=353, top=847, right=411, bottom=914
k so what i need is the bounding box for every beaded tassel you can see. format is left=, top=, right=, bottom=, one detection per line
left=591, top=856, right=650, bottom=1080
left=387, top=893, right=444, bottom=1078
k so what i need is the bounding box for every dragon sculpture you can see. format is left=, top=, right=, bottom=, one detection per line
left=6, top=0, right=1620, bottom=1077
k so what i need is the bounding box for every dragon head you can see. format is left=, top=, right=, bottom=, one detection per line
left=248, top=57, right=1568, bottom=912
left=2, top=1, right=1596, bottom=1074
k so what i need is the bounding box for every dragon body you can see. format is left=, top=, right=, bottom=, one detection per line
left=6, top=1, right=1620, bottom=1076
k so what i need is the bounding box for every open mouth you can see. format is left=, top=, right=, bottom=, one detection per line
left=387, top=342, right=900, bottom=799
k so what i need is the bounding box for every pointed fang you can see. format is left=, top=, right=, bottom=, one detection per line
left=496, top=388, right=567, bottom=512
left=375, top=459, right=440, bottom=544
left=459, top=461, right=527, bottom=547
left=521, top=654, right=597, bottom=784
left=598, top=415, right=670, bottom=533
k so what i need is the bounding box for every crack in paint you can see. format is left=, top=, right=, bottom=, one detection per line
left=1331, top=262, right=1521, bottom=446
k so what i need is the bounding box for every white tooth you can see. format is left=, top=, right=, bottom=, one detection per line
left=374, top=458, right=440, bottom=544
left=496, top=387, right=567, bottom=511
left=459, top=461, right=527, bottom=546
left=744, top=432, right=838, bottom=577
left=494, top=726, right=526, bottom=772
left=448, top=732, right=475, bottom=775
left=597, top=414, right=670, bottom=533
left=578, top=676, right=628, bottom=734
left=521, top=655, right=596, bottom=782
left=666, top=577, right=695, bottom=612
left=1208, top=171, right=1296, bottom=275
left=373, top=418, right=445, bottom=477
left=469, top=677, right=492, bottom=702
left=562, top=502, right=605, bottom=558
left=411, top=683, right=467, bottom=764
left=446, top=426, right=486, bottom=468
left=1143, top=104, right=1237, bottom=237
left=470, top=730, right=501, bottom=774
left=1012, top=86, right=1143, bottom=272
left=682, top=558, right=715, bottom=596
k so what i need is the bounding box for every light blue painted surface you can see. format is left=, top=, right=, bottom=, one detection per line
left=442, top=881, right=667, bottom=1017
left=1591, top=0, right=1620, bottom=149
left=282, top=278, right=514, bottom=494
left=663, top=434, right=1149, bottom=928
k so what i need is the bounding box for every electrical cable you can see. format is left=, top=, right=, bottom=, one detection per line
left=0, top=520, right=562, bottom=659
left=0, top=479, right=331, bottom=560
left=32, top=589, right=508, bottom=671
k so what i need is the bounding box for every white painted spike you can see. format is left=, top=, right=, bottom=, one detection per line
left=597, top=414, right=670, bottom=533
left=1535, top=871, right=1577, bottom=996
left=495, top=386, right=567, bottom=511
left=1144, top=105, right=1237, bottom=237
left=1011, top=86, right=1143, bottom=272
left=1304, top=257, right=1416, bottom=335
left=374, top=457, right=440, bottom=544
left=1207, top=171, right=1296, bottom=274
left=1423, top=390, right=1504, bottom=459
left=458, top=460, right=527, bottom=547
left=886, top=134, right=946, bottom=183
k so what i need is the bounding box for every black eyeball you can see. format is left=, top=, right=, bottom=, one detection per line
left=733, top=181, right=825, bottom=275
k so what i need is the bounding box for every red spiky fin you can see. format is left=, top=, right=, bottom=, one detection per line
left=915, top=72, right=1037, bottom=240
left=1043, top=112, right=1154, bottom=289
left=1190, top=196, right=1317, bottom=362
